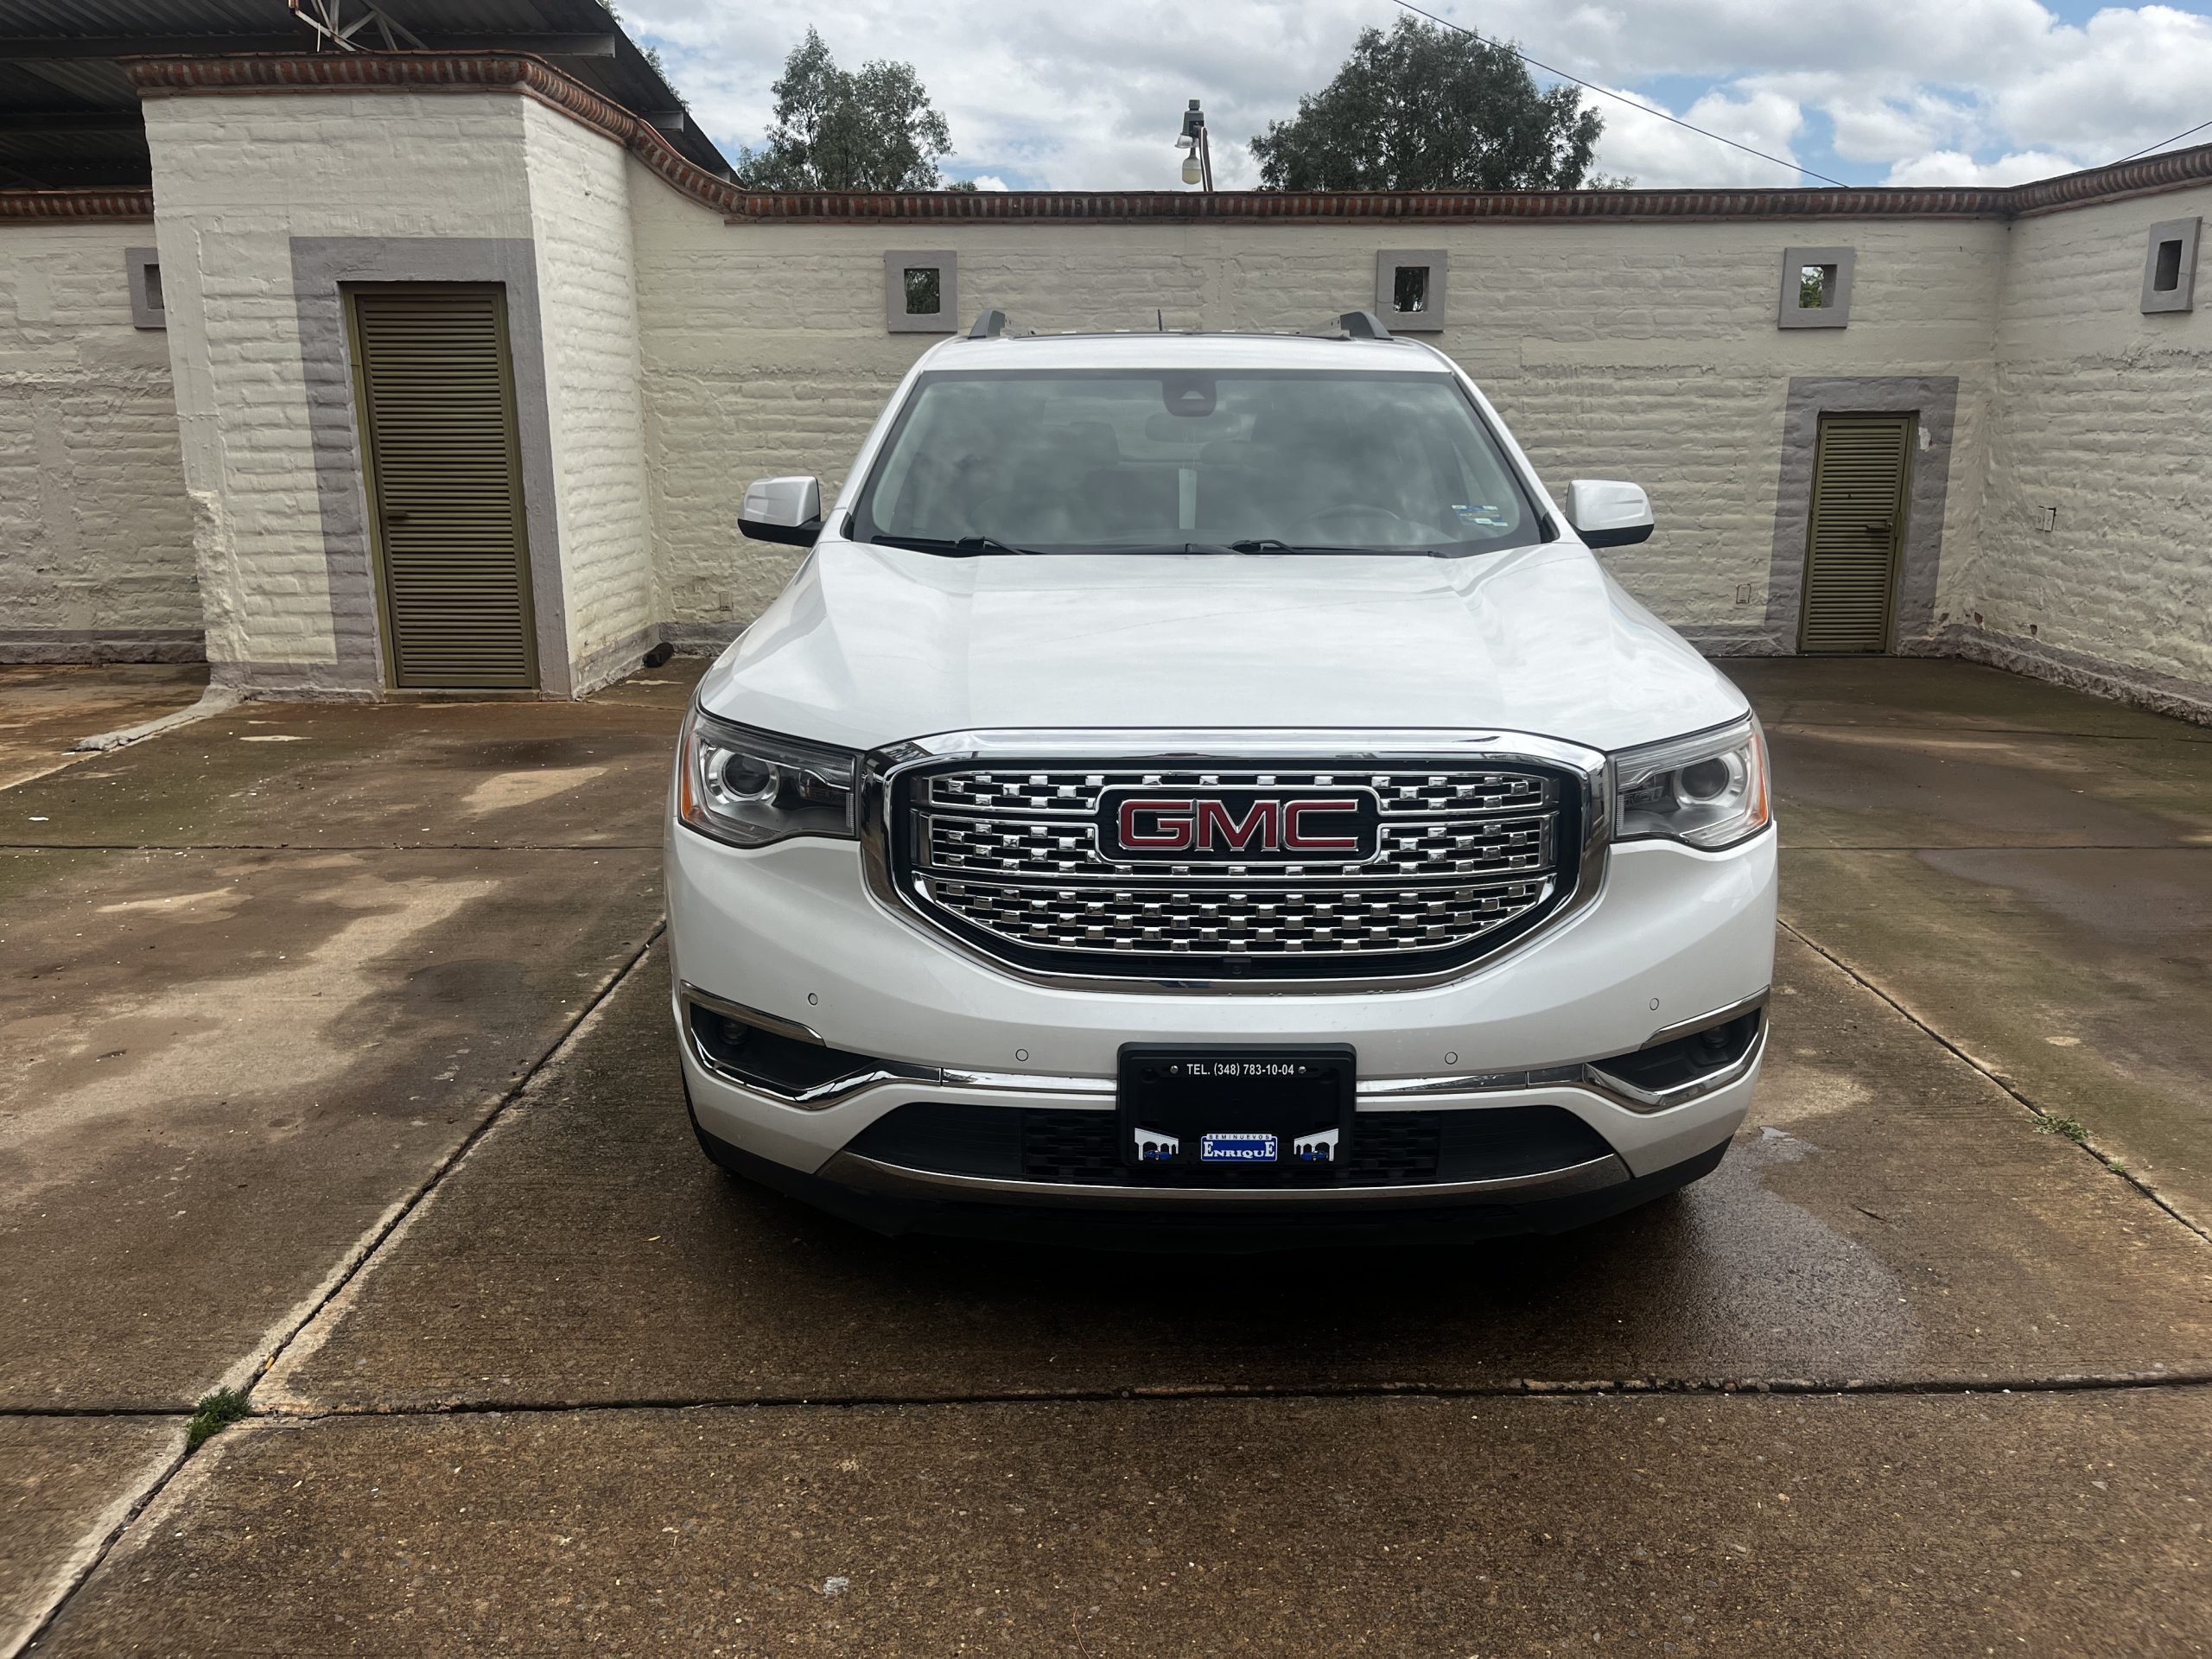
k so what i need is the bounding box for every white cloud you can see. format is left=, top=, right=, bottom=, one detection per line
left=1884, top=149, right=2086, bottom=188
left=1589, top=86, right=1806, bottom=188
left=623, top=0, right=1389, bottom=190
left=1807, top=88, right=1982, bottom=167
left=963, top=175, right=1011, bottom=192
left=1988, top=5, right=2212, bottom=158
left=620, top=0, right=2212, bottom=191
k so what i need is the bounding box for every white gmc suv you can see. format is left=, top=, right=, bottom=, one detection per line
left=666, top=311, right=1774, bottom=1244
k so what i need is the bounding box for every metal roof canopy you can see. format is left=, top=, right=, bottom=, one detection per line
left=0, top=0, right=728, bottom=188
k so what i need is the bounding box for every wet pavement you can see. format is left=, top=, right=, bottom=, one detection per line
left=252, top=935, right=2208, bottom=1412
left=0, top=664, right=208, bottom=792
left=39, top=1390, right=2212, bottom=1657
left=1734, top=657, right=2212, bottom=1230
left=3, top=656, right=2209, bottom=1656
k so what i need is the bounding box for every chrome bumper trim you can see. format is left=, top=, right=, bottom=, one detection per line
left=681, top=981, right=825, bottom=1047
left=683, top=989, right=1101, bottom=1109
left=684, top=1030, right=936, bottom=1109
left=1644, top=988, right=1770, bottom=1048
left=682, top=993, right=1767, bottom=1116
left=681, top=1007, right=935, bottom=1109
left=1584, top=1018, right=1768, bottom=1115
left=1347, top=1010, right=1768, bottom=1116
left=817, top=1150, right=1630, bottom=1210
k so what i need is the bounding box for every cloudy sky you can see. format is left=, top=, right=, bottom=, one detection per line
left=620, top=1, right=2212, bottom=191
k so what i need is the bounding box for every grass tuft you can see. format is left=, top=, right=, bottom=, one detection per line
left=2031, top=1111, right=2089, bottom=1145
left=185, top=1386, right=251, bottom=1452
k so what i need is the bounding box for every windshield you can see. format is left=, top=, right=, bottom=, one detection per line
left=850, top=369, right=1541, bottom=556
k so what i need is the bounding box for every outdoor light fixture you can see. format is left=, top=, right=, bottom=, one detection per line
left=1175, top=98, right=1214, bottom=191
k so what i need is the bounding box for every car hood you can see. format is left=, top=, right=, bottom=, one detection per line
left=695, top=539, right=1745, bottom=754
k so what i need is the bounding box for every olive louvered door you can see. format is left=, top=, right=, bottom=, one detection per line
left=350, top=285, right=537, bottom=689
left=1799, top=414, right=1912, bottom=654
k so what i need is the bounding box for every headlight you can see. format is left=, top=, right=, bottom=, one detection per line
left=677, top=708, right=857, bottom=848
left=1612, top=715, right=1770, bottom=850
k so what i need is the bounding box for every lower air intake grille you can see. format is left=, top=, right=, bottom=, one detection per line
left=844, top=1103, right=1611, bottom=1190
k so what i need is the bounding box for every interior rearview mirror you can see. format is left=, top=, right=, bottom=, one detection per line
left=1565, top=480, right=1654, bottom=549
left=740, top=475, right=823, bottom=547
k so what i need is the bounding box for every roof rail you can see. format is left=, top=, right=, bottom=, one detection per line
left=1338, top=309, right=1392, bottom=340
left=969, top=308, right=1010, bottom=339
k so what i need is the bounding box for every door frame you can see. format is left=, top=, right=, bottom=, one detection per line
left=343, top=281, right=540, bottom=690
left=1796, top=410, right=1916, bottom=655
left=283, top=238, right=569, bottom=696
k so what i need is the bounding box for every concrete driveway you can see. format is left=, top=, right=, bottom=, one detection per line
left=3, top=658, right=2208, bottom=1656
left=0, top=665, right=209, bottom=791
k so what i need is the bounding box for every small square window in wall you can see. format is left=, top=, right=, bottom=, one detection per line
left=885, top=250, right=957, bottom=334
left=2140, top=217, right=2200, bottom=315
left=1777, top=245, right=1853, bottom=329
left=125, top=246, right=165, bottom=330
left=1376, top=249, right=1446, bottom=332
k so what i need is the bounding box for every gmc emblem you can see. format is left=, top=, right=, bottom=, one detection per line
left=1100, top=788, right=1380, bottom=863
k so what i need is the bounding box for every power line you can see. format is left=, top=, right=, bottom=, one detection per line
left=1390, top=0, right=1850, bottom=189
left=2108, top=118, right=2212, bottom=167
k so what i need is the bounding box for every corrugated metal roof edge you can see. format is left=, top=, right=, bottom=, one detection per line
left=2, top=51, right=2196, bottom=228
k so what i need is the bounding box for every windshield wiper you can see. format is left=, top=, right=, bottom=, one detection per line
left=868, top=533, right=1043, bottom=557
left=1183, top=540, right=1401, bottom=556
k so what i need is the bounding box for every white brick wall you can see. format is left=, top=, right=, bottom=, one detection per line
left=522, top=101, right=658, bottom=691
left=73, top=79, right=2207, bottom=717
left=627, top=181, right=2007, bottom=654
left=144, top=90, right=537, bottom=679
left=0, top=220, right=196, bottom=654
left=1972, top=183, right=2212, bottom=705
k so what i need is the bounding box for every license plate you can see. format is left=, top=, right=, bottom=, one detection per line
left=1117, top=1044, right=1356, bottom=1172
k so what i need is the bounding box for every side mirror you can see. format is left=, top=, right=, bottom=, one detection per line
left=740, top=475, right=823, bottom=547
left=1565, top=480, right=1654, bottom=549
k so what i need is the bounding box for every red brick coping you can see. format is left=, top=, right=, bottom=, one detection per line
left=0, top=190, right=156, bottom=222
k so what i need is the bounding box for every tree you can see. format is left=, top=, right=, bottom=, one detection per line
left=736, top=29, right=952, bottom=191
left=1250, top=17, right=1602, bottom=192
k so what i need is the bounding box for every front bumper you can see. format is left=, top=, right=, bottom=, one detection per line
left=689, top=1105, right=1739, bottom=1247
left=666, top=813, right=1777, bottom=1229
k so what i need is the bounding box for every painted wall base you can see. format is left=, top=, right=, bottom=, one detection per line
left=0, top=628, right=207, bottom=664
left=570, top=620, right=667, bottom=697
left=1907, top=625, right=2212, bottom=728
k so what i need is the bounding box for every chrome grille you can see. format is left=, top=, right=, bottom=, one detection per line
left=923, top=814, right=1553, bottom=881
left=925, top=876, right=1552, bottom=956
left=892, top=761, right=1577, bottom=982
left=925, top=770, right=1553, bottom=818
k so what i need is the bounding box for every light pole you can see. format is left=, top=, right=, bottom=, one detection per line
left=1176, top=99, right=1214, bottom=191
